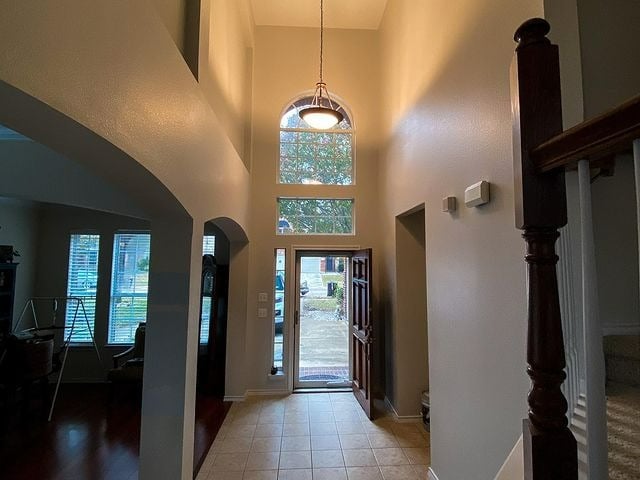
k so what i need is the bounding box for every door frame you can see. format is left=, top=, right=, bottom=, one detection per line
left=288, top=247, right=359, bottom=392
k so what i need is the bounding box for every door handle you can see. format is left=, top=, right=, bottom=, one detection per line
left=364, top=325, right=374, bottom=344
left=295, top=310, right=299, bottom=326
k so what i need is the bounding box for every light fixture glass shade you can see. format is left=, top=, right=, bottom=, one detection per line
left=300, top=106, right=344, bottom=130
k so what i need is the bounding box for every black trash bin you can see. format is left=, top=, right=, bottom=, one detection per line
left=327, top=282, right=337, bottom=296
left=421, top=391, right=430, bottom=431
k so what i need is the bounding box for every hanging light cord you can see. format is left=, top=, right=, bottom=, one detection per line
left=302, top=0, right=341, bottom=121
left=319, top=0, right=324, bottom=86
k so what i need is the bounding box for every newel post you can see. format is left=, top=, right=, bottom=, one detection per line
left=510, top=19, right=578, bottom=480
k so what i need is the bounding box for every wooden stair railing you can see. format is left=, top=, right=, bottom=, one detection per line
left=511, top=17, right=640, bottom=480
left=533, top=94, right=640, bottom=172
left=511, top=18, right=577, bottom=480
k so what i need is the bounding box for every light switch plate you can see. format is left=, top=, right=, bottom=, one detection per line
left=258, top=308, right=267, bottom=318
left=258, top=292, right=268, bottom=302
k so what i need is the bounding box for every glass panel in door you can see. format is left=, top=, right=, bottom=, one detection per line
left=295, top=254, right=351, bottom=388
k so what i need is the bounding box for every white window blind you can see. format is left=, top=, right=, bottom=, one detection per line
left=199, top=235, right=216, bottom=344
left=199, top=296, right=212, bottom=345
left=203, top=235, right=216, bottom=256
left=108, top=233, right=151, bottom=344
left=65, top=234, right=100, bottom=343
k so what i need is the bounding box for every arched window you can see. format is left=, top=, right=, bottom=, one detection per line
left=279, top=96, right=354, bottom=185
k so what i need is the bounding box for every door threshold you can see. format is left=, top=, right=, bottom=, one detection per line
left=293, top=387, right=352, bottom=394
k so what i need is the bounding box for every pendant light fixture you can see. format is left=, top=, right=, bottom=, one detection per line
left=299, top=0, right=344, bottom=130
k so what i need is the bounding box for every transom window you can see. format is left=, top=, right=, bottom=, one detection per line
left=278, top=198, right=354, bottom=235
left=279, top=96, right=353, bottom=185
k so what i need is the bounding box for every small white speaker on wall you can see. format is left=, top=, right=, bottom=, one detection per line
left=465, top=180, right=491, bottom=208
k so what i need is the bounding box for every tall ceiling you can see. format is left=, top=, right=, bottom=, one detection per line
left=250, top=0, right=388, bottom=30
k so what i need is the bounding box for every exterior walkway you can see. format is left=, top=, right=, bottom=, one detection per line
left=197, top=392, right=430, bottom=479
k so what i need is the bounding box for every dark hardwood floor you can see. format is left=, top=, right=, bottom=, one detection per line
left=0, top=384, right=230, bottom=480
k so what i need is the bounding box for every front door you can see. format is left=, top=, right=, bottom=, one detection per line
left=351, top=249, right=374, bottom=419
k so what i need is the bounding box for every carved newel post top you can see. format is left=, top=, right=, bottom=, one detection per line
left=514, top=18, right=551, bottom=49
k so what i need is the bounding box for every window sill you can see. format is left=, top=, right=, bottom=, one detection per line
left=68, top=343, right=134, bottom=348
left=68, top=343, right=97, bottom=348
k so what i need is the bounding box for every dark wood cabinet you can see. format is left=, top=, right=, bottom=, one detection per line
left=0, top=263, right=18, bottom=337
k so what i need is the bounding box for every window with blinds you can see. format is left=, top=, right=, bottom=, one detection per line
left=108, top=233, right=151, bottom=344
left=66, top=234, right=100, bottom=343
left=203, top=235, right=216, bottom=256
left=199, top=235, right=216, bottom=344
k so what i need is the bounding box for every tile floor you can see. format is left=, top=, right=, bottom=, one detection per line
left=196, top=392, right=430, bottom=480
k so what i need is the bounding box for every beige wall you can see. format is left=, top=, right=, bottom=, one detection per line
left=0, top=140, right=148, bottom=219
left=575, top=0, right=640, bottom=335
left=544, top=0, right=585, bottom=129
left=199, top=0, right=254, bottom=162
left=0, top=197, right=39, bottom=329
left=577, top=0, right=640, bottom=118
left=246, top=25, right=381, bottom=394
left=152, top=0, right=187, bottom=53
left=592, top=157, right=640, bottom=334
left=378, top=1, right=541, bottom=478
left=0, top=1, right=251, bottom=229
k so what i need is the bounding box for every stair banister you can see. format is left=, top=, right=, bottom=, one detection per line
left=577, top=159, right=609, bottom=479
left=557, top=227, right=580, bottom=425
left=635, top=140, right=640, bottom=302
left=532, top=95, right=640, bottom=172
left=510, top=18, right=578, bottom=479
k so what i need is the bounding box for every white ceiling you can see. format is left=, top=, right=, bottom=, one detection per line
left=250, top=0, right=388, bottom=30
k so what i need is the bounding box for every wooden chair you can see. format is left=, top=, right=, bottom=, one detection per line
left=107, top=322, right=146, bottom=401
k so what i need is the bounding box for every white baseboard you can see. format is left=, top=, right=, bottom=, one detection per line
left=384, top=396, right=423, bottom=423
left=494, top=435, right=524, bottom=480
left=223, top=394, right=246, bottom=402
left=428, top=466, right=440, bottom=480
left=602, top=323, right=640, bottom=336
left=60, top=379, right=108, bottom=384
left=245, top=389, right=291, bottom=397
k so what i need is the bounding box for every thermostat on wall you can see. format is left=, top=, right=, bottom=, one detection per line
left=465, top=181, right=491, bottom=208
